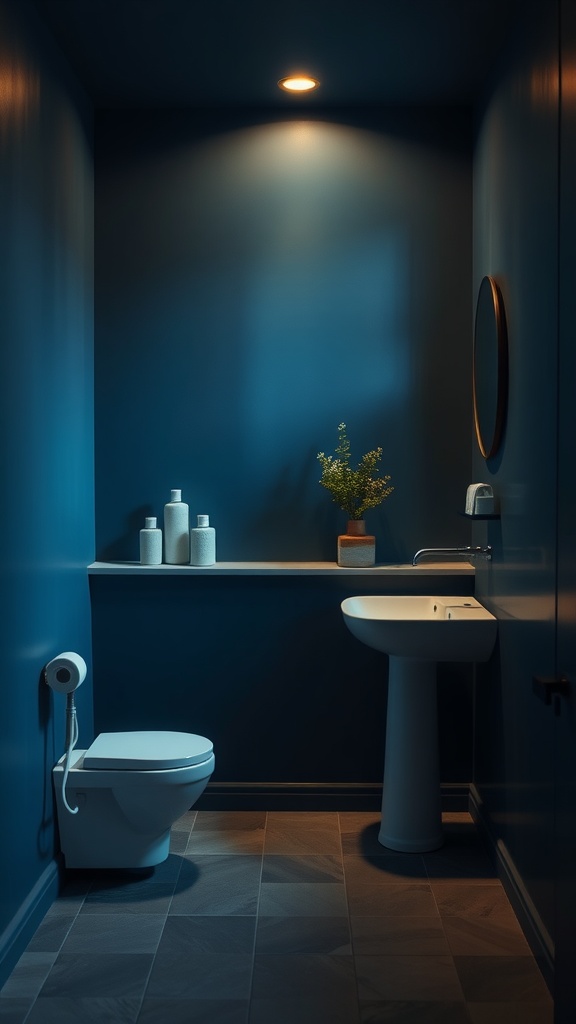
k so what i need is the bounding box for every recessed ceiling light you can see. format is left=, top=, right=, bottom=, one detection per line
left=278, top=75, right=320, bottom=94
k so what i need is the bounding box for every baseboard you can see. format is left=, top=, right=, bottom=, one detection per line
left=469, top=783, right=554, bottom=993
left=0, top=859, right=60, bottom=990
left=196, top=781, right=470, bottom=812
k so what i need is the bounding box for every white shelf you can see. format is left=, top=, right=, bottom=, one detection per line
left=88, top=560, right=475, bottom=577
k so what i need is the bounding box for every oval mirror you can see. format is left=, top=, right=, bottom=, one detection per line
left=473, top=275, right=508, bottom=460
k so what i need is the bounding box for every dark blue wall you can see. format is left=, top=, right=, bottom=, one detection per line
left=90, top=572, right=474, bottom=791
left=552, top=4, right=576, bottom=1019
left=471, top=0, right=568, bottom=994
left=94, top=108, right=473, bottom=564
left=91, top=105, right=477, bottom=796
left=0, top=0, right=94, bottom=986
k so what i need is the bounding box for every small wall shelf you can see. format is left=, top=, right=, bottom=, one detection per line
left=88, top=560, right=475, bottom=577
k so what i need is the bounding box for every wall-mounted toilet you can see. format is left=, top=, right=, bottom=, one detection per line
left=53, top=730, right=215, bottom=869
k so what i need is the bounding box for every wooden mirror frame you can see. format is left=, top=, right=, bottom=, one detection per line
left=473, top=275, right=508, bottom=460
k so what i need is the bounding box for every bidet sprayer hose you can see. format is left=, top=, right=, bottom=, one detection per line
left=61, top=693, right=79, bottom=815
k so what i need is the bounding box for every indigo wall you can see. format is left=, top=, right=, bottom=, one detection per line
left=554, top=4, right=576, bottom=1017
left=94, top=108, right=473, bottom=564
left=471, top=2, right=576, bottom=1012
left=0, top=0, right=94, bottom=986
left=91, top=107, right=476, bottom=793
left=89, top=572, right=474, bottom=791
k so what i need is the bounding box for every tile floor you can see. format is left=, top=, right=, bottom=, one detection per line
left=0, top=810, right=554, bottom=1023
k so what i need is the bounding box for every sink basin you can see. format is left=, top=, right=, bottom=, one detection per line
left=341, top=595, right=497, bottom=662
left=341, top=594, right=497, bottom=853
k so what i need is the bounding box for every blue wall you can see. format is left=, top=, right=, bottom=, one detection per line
left=0, top=0, right=94, bottom=986
left=94, top=108, right=473, bottom=564
left=554, top=4, right=576, bottom=1018
left=91, top=106, right=477, bottom=795
left=89, top=572, right=474, bottom=792
left=471, top=0, right=574, bottom=999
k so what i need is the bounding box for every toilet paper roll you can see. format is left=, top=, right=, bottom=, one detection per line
left=45, top=652, right=87, bottom=694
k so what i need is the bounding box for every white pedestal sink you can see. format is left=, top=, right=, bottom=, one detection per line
left=341, top=596, right=497, bottom=853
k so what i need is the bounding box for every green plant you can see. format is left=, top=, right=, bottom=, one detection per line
left=317, top=423, right=394, bottom=520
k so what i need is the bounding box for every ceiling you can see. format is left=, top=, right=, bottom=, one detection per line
left=32, top=0, right=523, bottom=108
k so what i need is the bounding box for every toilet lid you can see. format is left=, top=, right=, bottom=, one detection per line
left=83, top=731, right=213, bottom=770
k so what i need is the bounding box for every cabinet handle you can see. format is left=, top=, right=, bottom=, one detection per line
left=532, top=676, right=571, bottom=705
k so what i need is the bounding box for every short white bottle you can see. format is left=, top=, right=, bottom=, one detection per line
left=140, top=516, right=162, bottom=565
left=164, top=489, right=190, bottom=564
left=190, top=514, right=216, bottom=566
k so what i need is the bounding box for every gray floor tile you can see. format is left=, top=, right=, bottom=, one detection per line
left=350, top=915, right=450, bottom=955
left=59, top=912, right=165, bottom=954
left=0, top=953, right=57, bottom=1000
left=0, top=999, right=31, bottom=1024
left=359, top=1001, right=471, bottom=1023
left=263, top=828, right=342, bottom=856
left=266, top=812, right=340, bottom=832
left=25, top=997, right=141, bottom=1023
left=186, top=830, right=265, bottom=855
left=338, top=813, right=381, bottom=832
left=348, top=883, right=439, bottom=918
left=256, top=915, right=351, bottom=955
left=339, top=816, right=385, bottom=857
left=38, top=953, right=153, bottom=999
left=467, top=999, right=554, bottom=1023
left=259, top=882, right=348, bottom=917
left=432, top=883, right=513, bottom=917
left=443, top=915, right=532, bottom=956
left=170, top=855, right=261, bottom=916
left=157, top=915, right=256, bottom=955
left=423, top=845, right=497, bottom=882
left=138, top=998, right=249, bottom=1023
left=193, top=811, right=266, bottom=832
left=25, top=913, right=77, bottom=952
left=262, top=855, right=343, bottom=883
left=355, top=954, right=465, bottom=1002
left=146, top=953, right=253, bottom=1000
left=251, top=953, right=356, bottom=1001
left=249, top=995, right=360, bottom=1024
left=343, top=854, right=427, bottom=887
left=81, top=880, right=174, bottom=915
left=454, top=955, right=553, bottom=1002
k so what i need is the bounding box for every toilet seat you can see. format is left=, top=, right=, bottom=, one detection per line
left=83, top=731, right=213, bottom=771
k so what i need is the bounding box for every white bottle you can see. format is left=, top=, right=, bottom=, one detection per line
left=190, top=514, right=216, bottom=566
left=140, top=517, right=162, bottom=565
left=164, top=489, right=189, bottom=564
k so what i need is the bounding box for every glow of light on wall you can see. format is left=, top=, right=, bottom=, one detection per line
left=0, top=58, right=39, bottom=131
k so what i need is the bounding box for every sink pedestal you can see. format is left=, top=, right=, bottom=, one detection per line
left=379, top=656, right=444, bottom=853
left=340, top=595, right=497, bottom=854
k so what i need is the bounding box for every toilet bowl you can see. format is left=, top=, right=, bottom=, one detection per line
left=53, top=730, right=215, bottom=869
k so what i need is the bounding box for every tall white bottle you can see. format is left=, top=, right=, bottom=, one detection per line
left=164, top=489, right=189, bottom=564
left=190, top=514, right=216, bottom=566
left=140, top=516, right=162, bottom=565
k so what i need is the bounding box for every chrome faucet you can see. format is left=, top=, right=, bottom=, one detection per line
left=412, top=545, right=492, bottom=566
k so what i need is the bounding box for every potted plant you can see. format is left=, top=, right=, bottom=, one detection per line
left=317, top=423, right=393, bottom=566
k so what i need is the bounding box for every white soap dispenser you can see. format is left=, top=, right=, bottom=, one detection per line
left=164, top=489, right=190, bottom=564
left=140, top=516, right=162, bottom=565
left=190, top=514, right=216, bottom=566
